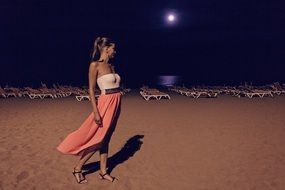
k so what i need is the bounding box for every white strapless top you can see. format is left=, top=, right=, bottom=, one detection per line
left=97, top=73, right=121, bottom=91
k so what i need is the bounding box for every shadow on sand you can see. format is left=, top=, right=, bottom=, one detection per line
left=83, top=134, right=144, bottom=176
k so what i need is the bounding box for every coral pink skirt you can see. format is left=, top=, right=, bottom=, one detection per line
left=56, top=92, right=121, bottom=156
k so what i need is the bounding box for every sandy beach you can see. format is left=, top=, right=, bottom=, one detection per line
left=0, top=90, right=285, bottom=190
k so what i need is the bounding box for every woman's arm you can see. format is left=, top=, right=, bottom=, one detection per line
left=88, top=62, right=102, bottom=124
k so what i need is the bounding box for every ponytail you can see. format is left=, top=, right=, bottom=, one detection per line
left=90, top=37, right=101, bottom=61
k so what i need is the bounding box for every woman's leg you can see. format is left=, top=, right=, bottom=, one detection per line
left=99, top=142, right=116, bottom=181
left=99, top=117, right=118, bottom=181
left=99, top=142, right=109, bottom=173
left=75, top=149, right=96, bottom=170
left=73, top=146, right=98, bottom=183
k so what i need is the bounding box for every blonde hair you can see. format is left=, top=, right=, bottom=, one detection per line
left=90, top=37, right=114, bottom=61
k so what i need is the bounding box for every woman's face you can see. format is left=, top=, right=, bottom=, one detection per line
left=106, top=44, right=116, bottom=58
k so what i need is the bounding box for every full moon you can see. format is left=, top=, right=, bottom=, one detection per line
left=167, top=14, right=175, bottom=22
left=164, top=10, right=179, bottom=26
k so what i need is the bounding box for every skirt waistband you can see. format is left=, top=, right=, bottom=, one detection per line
left=101, top=87, right=122, bottom=95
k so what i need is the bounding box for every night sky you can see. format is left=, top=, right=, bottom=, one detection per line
left=1, top=0, right=284, bottom=88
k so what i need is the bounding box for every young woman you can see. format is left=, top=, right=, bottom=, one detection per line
left=57, top=37, right=122, bottom=184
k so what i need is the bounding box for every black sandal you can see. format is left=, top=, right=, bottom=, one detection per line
left=99, top=172, right=118, bottom=182
left=72, top=168, right=88, bottom=184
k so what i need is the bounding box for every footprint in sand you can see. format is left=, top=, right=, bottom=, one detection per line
left=16, top=171, right=29, bottom=183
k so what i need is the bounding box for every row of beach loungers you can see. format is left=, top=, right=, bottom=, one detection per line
left=169, top=86, right=219, bottom=98
left=0, top=83, right=131, bottom=101
left=169, top=82, right=285, bottom=99
left=1, top=82, right=284, bottom=101
left=0, top=84, right=72, bottom=99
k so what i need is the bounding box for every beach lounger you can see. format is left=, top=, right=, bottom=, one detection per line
left=75, top=95, right=90, bottom=101
left=75, top=87, right=101, bottom=101
left=3, top=87, right=23, bottom=97
left=194, top=91, right=218, bottom=98
left=0, top=87, right=17, bottom=98
left=270, top=82, right=285, bottom=95
left=140, top=89, right=171, bottom=101
left=238, top=87, right=273, bottom=98
left=0, top=87, right=7, bottom=98
left=23, top=87, right=54, bottom=99
left=75, top=94, right=101, bottom=101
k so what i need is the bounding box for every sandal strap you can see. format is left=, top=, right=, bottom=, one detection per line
left=100, top=173, right=108, bottom=177
left=73, top=168, right=83, bottom=173
left=73, top=171, right=87, bottom=184
left=78, top=178, right=86, bottom=183
left=100, top=173, right=115, bottom=181
left=103, top=173, right=108, bottom=177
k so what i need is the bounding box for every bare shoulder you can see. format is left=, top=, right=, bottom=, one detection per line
left=90, top=61, right=100, bottom=68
